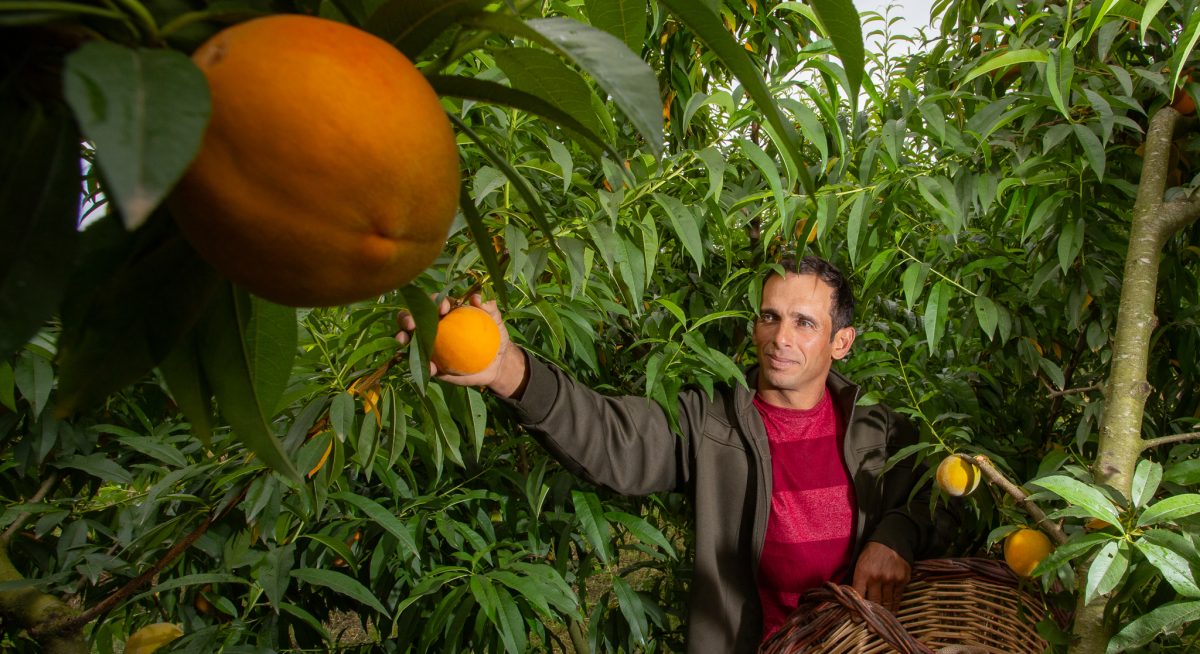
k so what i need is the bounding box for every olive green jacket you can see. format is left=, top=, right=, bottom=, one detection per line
left=506, top=355, right=952, bottom=653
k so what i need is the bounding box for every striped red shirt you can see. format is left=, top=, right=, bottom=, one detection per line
left=754, top=391, right=856, bottom=641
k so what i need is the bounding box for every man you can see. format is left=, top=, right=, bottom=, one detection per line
left=397, top=256, right=951, bottom=652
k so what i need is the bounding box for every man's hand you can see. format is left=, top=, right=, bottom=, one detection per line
left=395, top=294, right=528, bottom=398
left=851, top=542, right=911, bottom=612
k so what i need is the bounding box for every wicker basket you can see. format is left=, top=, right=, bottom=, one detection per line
left=759, top=558, right=1049, bottom=654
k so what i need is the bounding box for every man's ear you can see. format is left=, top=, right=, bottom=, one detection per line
left=832, top=326, right=856, bottom=360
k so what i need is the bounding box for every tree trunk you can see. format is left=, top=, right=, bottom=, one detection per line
left=0, top=541, right=86, bottom=654
left=1070, top=107, right=1200, bottom=653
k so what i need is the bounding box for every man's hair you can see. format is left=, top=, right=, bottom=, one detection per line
left=776, top=256, right=855, bottom=333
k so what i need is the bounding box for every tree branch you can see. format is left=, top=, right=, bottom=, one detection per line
left=0, top=473, right=59, bottom=544
left=1141, top=431, right=1200, bottom=451
left=31, top=481, right=252, bottom=638
left=961, top=454, right=1069, bottom=545
left=1048, top=384, right=1103, bottom=399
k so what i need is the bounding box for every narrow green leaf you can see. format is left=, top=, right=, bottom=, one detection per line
left=571, top=490, right=611, bottom=564
left=1032, top=532, right=1112, bottom=576
left=545, top=137, right=574, bottom=194
left=697, top=146, right=725, bottom=203
left=922, top=281, right=951, bottom=354
left=158, top=331, right=214, bottom=446
left=365, top=0, right=488, bottom=58
left=1131, top=459, right=1163, bottom=510
left=1085, top=540, right=1128, bottom=604
left=1165, top=9, right=1200, bottom=102
left=255, top=542, right=295, bottom=612
left=14, top=351, right=53, bottom=418
left=1138, top=494, right=1200, bottom=527
left=658, top=0, right=813, bottom=194
left=0, top=101, right=79, bottom=356
left=1107, top=601, right=1200, bottom=653
left=1141, top=0, right=1170, bottom=42
left=738, top=139, right=787, bottom=229
left=612, top=575, right=648, bottom=644
left=1046, top=48, right=1075, bottom=121
left=291, top=568, right=390, bottom=616
left=458, top=186, right=508, bottom=307
left=962, top=48, right=1047, bottom=84
left=62, top=42, right=210, bottom=229
left=901, top=261, right=929, bottom=310
left=54, top=453, right=132, bottom=484
left=606, top=511, right=676, bottom=557
left=198, top=284, right=302, bottom=482
left=333, top=492, right=419, bottom=558
left=585, top=0, right=647, bottom=52
left=430, top=75, right=613, bottom=160
left=809, top=0, right=864, bottom=102
left=244, top=296, right=296, bottom=416
left=471, top=14, right=662, bottom=156
left=1029, top=475, right=1122, bottom=524
left=0, top=361, right=15, bottom=411
left=494, top=47, right=610, bottom=144
left=653, top=194, right=704, bottom=273
left=974, top=295, right=999, bottom=339
left=1073, top=124, right=1105, bottom=181
left=846, top=191, right=869, bottom=265
left=1135, top=539, right=1200, bottom=597
left=1057, top=217, right=1085, bottom=274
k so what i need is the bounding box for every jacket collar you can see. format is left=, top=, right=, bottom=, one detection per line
left=738, top=366, right=862, bottom=415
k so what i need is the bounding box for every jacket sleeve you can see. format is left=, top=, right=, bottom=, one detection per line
left=501, top=353, right=708, bottom=496
left=865, top=412, right=960, bottom=563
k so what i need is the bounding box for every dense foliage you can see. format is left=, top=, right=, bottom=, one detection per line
left=2, top=0, right=1199, bottom=652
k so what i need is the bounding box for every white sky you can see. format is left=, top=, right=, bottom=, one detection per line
left=856, top=0, right=937, bottom=35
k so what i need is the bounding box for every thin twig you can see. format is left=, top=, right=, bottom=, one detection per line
left=1048, top=384, right=1103, bottom=399
left=32, top=481, right=252, bottom=637
left=1141, top=431, right=1200, bottom=451
left=1, top=473, right=59, bottom=544
left=961, top=454, right=1069, bottom=545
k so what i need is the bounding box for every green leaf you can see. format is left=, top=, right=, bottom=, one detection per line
left=1032, top=532, right=1112, bottom=576
left=1085, top=540, right=1128, bottom=604
left=1135, top=539, right=1200, bottom=597
left=0, top=361, right=15, bottom=411
left=14, top=351, right=53, bottom=418
left=1165, top=9, right=1200, bottom=103
left=158, top=331, right=214, bottom=446
left=197, top=284, right=302, bottom=483
left=1046, top=48, right=1075, bottom=121
left=922, top=281, right=951, bottom=354
left=55, top=453, right=132, bottom=484
left=1107, top=600, right=1200, bottom=653
left=808, top=0, right=864, bottom=103
left=366, top=0, right=488, bottom=59
left=974, top=295, right=999, bottom=340
left=1132, top=459, right=1163, bottom=510
left=961, top=48, right=1047, bottom=84
left=1057, top=217, right=1084, bottom=274
left=398, top=285, right=438, bottom=392
left=901, top=261, right=929, bottom=309
left=430, top=75, right=613, bottom=160
left=1138, top=494, right=1200, bottom=527
left=471, top=14, right=662, bottom=157
left=291, top=568, right=390, bottom=616
left=585, top=0, right=648, bottom=52
left=738, top=139, right=788, bottom=231
left=243, top=296, right=296, bottom=416
left=1073, top=124, right=1105, bottom=181
left=571, top=490, right=612, bottom=564
left=1165, top=459, right=1200, bottom=486
left=333, top=491, right=420, bottom=558
left=1029, top=475, right=1122, bottom=525
left=658, top=0, right=813, bottom=194
left=0, top=100, right=79, bottom=357
left=606, top=510, right=676, bottom=558
left=612, top=575, right=648, bottom=645
left=653, top=194, right=704, bottom=273
left=493, top=47, right=610, bottom=146
left=255, top=542, right=295, bottom=612
left=62, top=41, right=210, bottom=230
left=697, top=146, right=726, bottom=203
left=458, top=186, right=509, bottom=308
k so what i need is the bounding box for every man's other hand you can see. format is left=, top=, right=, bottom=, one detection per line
left=851, top=541, right=911, bottom=612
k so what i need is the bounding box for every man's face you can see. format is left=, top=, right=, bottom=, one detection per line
left=752, top=273, right=855, bottom=406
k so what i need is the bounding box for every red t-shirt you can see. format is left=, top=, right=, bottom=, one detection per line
left=753, top=391, right=856, bottom=642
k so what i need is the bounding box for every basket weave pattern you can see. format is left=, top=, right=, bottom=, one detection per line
left=759, top=558, right=1049, bottom=654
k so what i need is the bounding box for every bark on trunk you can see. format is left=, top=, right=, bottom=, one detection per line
left=1070, top=107, right=1200, bottom=653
